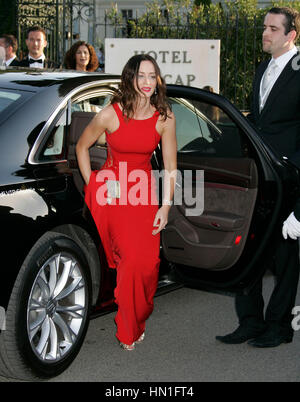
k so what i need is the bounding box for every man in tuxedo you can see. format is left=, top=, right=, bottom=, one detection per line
left=216, top=7, right=300, bottom=347
left=18, top=26, right=59, bottom=69
left=0, top=34, right=19, bottom=66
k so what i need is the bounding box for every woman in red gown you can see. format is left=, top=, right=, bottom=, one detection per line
left=76, top=54, right=177, bottom=350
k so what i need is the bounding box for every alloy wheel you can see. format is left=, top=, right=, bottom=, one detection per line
left=27, top=252, right=87, bottom=363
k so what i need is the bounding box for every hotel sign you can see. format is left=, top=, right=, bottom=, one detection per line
left=105, top=38, right=220, bottom=92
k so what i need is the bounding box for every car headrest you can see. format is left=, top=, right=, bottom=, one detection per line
left=69, top=111, right=96, bottom=145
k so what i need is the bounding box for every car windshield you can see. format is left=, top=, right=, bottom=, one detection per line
left=0, top=90, right=21, bottom=113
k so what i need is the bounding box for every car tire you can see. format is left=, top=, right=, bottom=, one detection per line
left=0, top=232, right=92, bottom=381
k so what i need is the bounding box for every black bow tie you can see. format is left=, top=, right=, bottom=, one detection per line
left=29, top=58, right=43, bottom=64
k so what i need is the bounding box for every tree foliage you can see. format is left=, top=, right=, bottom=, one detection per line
left=194, top=0, right=212, bottom=7
left=107, top=0, right=300, bottom=110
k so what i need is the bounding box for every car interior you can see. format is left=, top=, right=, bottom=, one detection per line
left=162, top=98, right=259, bottom=271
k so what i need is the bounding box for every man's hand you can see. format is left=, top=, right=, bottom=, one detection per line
left=282, top=212, right=300, bottom=240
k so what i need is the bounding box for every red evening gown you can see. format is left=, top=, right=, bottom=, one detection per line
left=84, top=103, right=161, bottom=345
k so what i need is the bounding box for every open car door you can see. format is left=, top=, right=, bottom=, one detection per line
left=162, top=85, right=285, bottom=293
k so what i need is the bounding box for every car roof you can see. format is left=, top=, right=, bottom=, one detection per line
left=0, top=69, right=120, bottom=93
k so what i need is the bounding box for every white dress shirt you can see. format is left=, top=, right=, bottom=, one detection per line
left=28, top=54, right=45, bottom=69
left=259, top=46, right=298, bottom=111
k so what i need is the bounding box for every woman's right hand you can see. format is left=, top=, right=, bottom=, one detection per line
left=152, top=205, right=170, bottom=235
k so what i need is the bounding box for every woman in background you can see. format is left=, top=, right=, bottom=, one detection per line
left=64, top=40, right=99, bottom=72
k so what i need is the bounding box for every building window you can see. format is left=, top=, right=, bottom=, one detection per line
left=121, top=9, right=133, bottom=19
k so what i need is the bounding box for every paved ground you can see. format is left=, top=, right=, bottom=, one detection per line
left=50, top=273, right=300, bottom=382
left=1, top=273, right=299, bottom=383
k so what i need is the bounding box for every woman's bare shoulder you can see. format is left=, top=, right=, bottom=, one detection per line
left=158, top=109, right=175, bottom=125
left=156, top=109, right=176, bottom=137
left=99, top=103, right=115, bottom=118
left=93, top=103, right=115, bottom=124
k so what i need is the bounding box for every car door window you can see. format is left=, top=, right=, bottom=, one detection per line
left=39, top=108, right=67, bottom=161
left=0, top=88, right=34, bottom=126
left=169, top=97, right=245, bottom=158
left=68, top=92, right=114, bottom=195
left=72, top=93, right=112, bottom=114
left=32, top=91, right=115, bottom=164
left=0, top=90, right=21, bottom=112
left=71, top=92, right=114, bottom=145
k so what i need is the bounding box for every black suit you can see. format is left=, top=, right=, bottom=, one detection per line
left=235, top=54, right=300, bottom=336
left=236, top=52, right=300, bottom=337
left=17, top=57, right=60, bottom=69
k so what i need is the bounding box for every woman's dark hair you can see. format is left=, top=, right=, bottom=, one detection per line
left=64, top=41, right=99, bottom=72
left=111, top=54, right=170, bottom=120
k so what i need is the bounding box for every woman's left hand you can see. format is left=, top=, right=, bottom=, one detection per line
left=152, top=206, right=170, bottom=235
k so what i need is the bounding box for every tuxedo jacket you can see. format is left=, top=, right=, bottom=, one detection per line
left=17, top=57, right=60, bottom=69
left=248, top=52, right=300, bottom=218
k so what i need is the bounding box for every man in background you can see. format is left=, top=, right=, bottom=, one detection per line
left=216, top=7, right=300, bottom=348
left=18, top=26, right=59, bottom=69
left=0, top=34, right=19, bottom=66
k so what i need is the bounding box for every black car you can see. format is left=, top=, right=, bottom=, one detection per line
left=0, top=70, right=299, bottom=381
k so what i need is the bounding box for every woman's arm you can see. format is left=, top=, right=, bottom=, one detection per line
left=76, top=106, right=113, bottom=185
left=152, top=112, right=177, bottom=235
left=161, top=111, right=177, bottom=205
